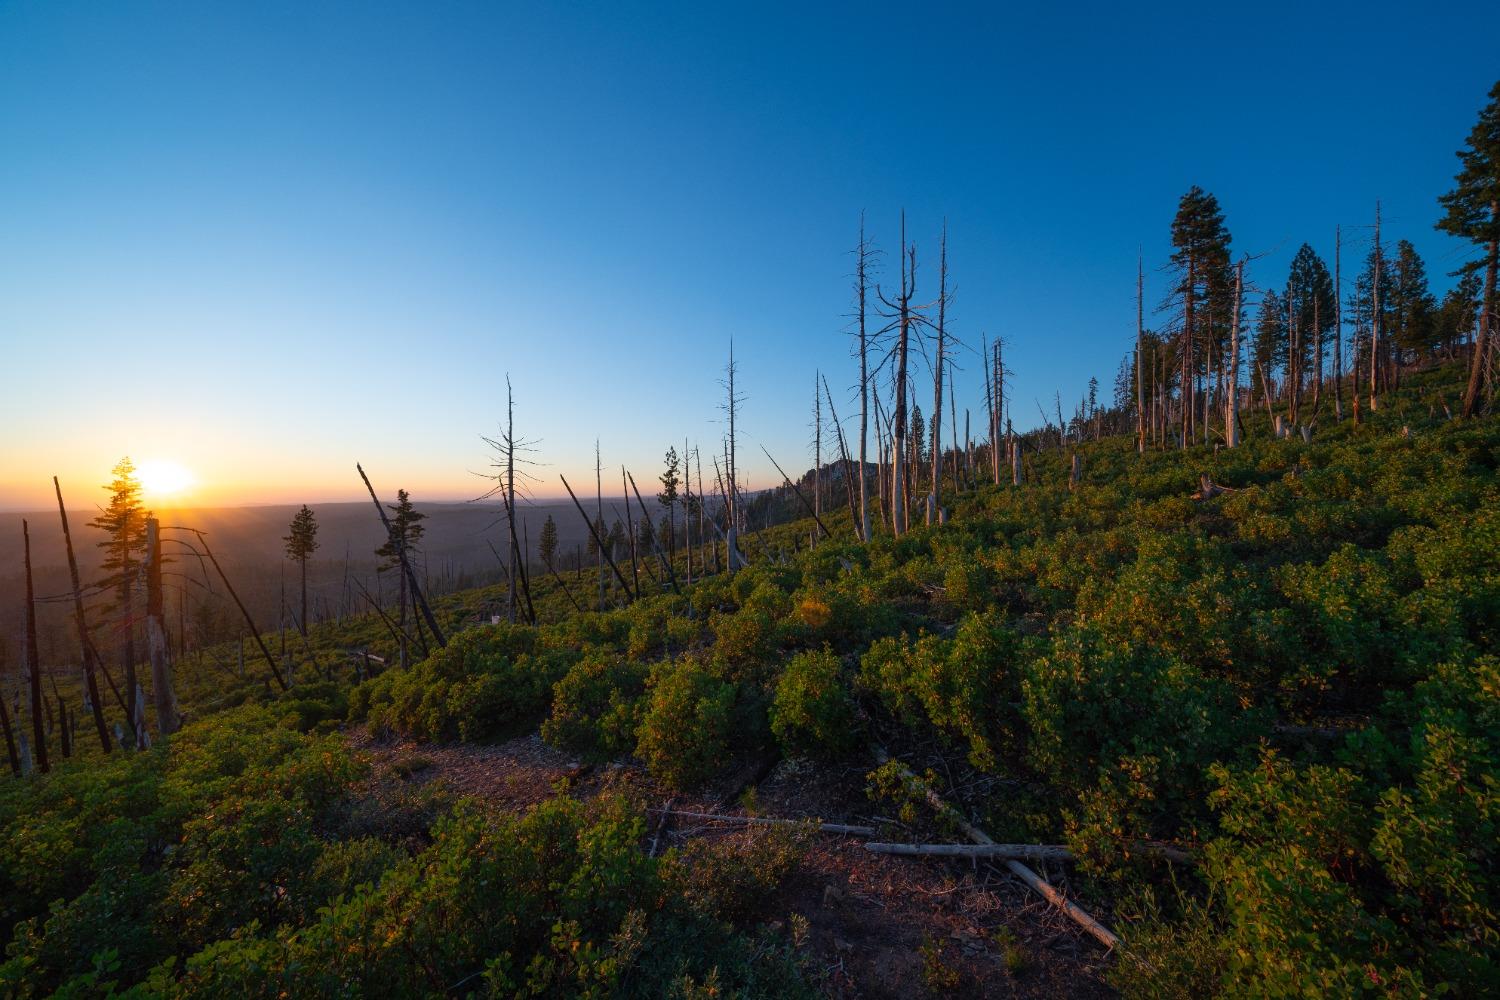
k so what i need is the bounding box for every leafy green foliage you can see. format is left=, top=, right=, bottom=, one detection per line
left=769, top=647, right=856, bottom=758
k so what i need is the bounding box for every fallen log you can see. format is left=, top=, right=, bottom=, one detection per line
left=647, top=809, right=875, bottom=837
left=865, top=842, right=1073, bottom=862
left=872, top=746, right=1123, bottom=955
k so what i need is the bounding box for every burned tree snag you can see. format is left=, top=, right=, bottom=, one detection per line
left=144, top=518, right=182, bottom=736
left=928, top=220, right=948, bottom=526
left=1226, top=259, right=1244, bottom=447
left=356, top=464, right=446, bottom=647
left=54, top=478, right=112, bottom=752
left=22, top=521, right=48, bottom=772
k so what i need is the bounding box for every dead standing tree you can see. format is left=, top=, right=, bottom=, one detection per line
left=22, top=521, right=48, bottom=772
left=927, top=220, right=950, bottom=525
left=476, top=377, right=539, bottom=625
left=875, top=213, right=929, bottom=538
left=53, top=477, right=112, bottom=752
left=1225, top=259, right=1245, bottom=447
left=850, top=215, right=877, bottom=542
left=721, top=341, right=749, bottom=572
left=143, top=518, right=182, bottom=735
left=356, top=464, right=446, bottom=648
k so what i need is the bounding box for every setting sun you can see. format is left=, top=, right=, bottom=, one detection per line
left=136, top=459, right=196, bottom=498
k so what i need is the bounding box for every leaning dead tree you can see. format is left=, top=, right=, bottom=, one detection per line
left=164, top=527, right=287, bottom=691
left=761, top=445, right=832, bottom=540
left=357, top=463, right=446, bottom=648
left=559, top=473, right=635, bottom=601
left=22, top=520, right=48, bottom=772
left=54, top=477, right=112, bottom=752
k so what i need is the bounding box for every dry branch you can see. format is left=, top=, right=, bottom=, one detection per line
left=647, top=809, right=876, bottom=837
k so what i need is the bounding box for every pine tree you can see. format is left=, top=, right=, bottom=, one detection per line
left=1436, top=79, right=1500, bottom=417
left=539, top=514, right=559, bottom=569
left=1285, top=244, right=1335, bottom=422
left=374, top=489, right=425, bottom=662
left=1436, top=272, right=1483, bottom=361
left=911, top=405, right=927, bottom=469
left=657, top=446, right=680, bottom=567
left=1389, top=240, right=1437, bottom=361
left=89, top=457, right=149, bottom=737
left=607, top=519, right=625, bottom=561
left=1254, top=289, right=1287, bottom=396
left=282, top=505, right=319, bottom=637
left=1169, top=187, right=1233, bottom=446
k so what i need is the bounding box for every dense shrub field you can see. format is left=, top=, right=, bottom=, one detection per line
left=3, top=365, right=1496, bottom=996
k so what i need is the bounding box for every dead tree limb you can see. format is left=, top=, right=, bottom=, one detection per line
left=647, top=809, right=876, bottom=837
left=22, top=520, right=49, bottom=772
left=626, top=471, right=681, bottom=594
left=873, top=746, right=1123, bottom=955
left=53, top=477, right=113, bottom=751
left=168, top=527, right=287, bottom=691
left=760, top=445, right=833, bottom=540
left=356, top=464, right=446, bottom=647
left=559, top=474, right=635, bottom=600
left=865, top=842, right=1073, bottom=861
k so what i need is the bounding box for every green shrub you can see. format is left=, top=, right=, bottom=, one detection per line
left=769, top=647, right=856, bottom=758
left=541, top=654, right=650, bottom=762
left=635, top=661, right=739, bottom=789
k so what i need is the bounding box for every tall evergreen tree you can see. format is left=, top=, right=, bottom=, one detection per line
left=1254, top=289, right=1286, bottom=395
left=1436, top=79, right=1500, bottom=416
left=1435, top=272, right=1483, bottom=361
left=657, top=447, right=680, bottom=567
left=1285, top=243, right=1335, bottom=420
left=283, top=505, right=319, bottom=637
left=538, top=514, right=559, bottom=569
left=374, top=489, right=425, bottom=661
left=1169, top=187, right=1233, bottom=446
left=1389, top=239, right=1437, bottom=361
left=90, top=457, right=150, bottom=736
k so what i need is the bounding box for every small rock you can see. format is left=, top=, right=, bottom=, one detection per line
left=822, top=884, right=845, bottom=907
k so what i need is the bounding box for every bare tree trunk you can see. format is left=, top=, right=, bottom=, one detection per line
left=54, top=478, right=112, bottom=752
left=622, top=467, right=641, bottom=595
left=1461, top=201, right=1497, bottom=419
left=683, top=436, right=694, bottom=584
left=22, top=521, right=48, bottom=772
left=1183, top=256, right=1195, bottom=448
left=1371, top=201, right=1382, bottom=411
left=813, top=372, right=824, bottom=537
left=855, top=215, right=873, bottom=543
left=928, top=222, right=948, bottom=525
left=561, top=474, right=636, bottom=600
left=1226, top=260, right=1244, bottom=447
left=1334, top=225, right=1344, bottom=420
left=356, top=464, right=446, bottom=647
left=890, top=215, right=912, bottom=537
left=1137, top=251, right=1146, bottom=453
left=144, top=518, right=182, bottom=736
left=823, top=374, right=861, bottom=535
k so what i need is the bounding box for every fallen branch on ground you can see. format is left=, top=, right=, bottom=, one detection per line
left=871, top=745, right=1126, bottom=957
left=646, top=809, right=875, bottom=837
left=865, top=842, right=1073, bottom=861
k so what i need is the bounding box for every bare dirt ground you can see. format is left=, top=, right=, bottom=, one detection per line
left=350, top=727, right=1117, bottom=998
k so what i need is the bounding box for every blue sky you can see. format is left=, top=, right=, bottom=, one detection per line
left=2, top=1, right=1496, bottom=507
